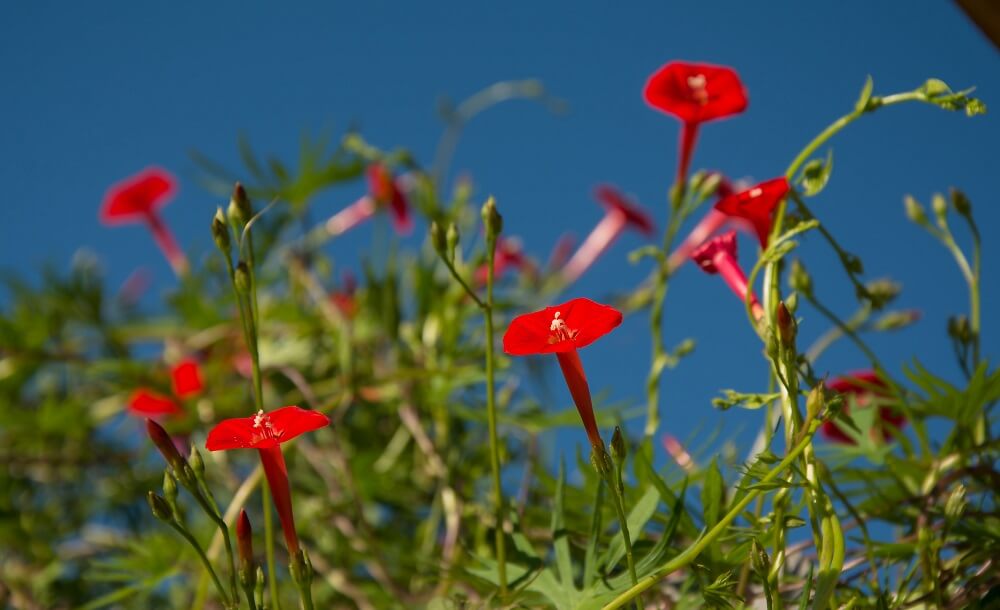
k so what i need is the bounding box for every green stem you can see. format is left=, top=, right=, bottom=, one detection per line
left=483, top=232, right=508, bottom=599
left=169, top=520, right=232, bottom=608
left=262, top=481, right=281, bottom=610
left=602, top=431, right=817, bottom=610
left=607, top=472, right=639, bottom=597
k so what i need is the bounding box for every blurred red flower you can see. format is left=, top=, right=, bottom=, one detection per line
left=128, top=388, right=183, bottom=417
left=714, top=178, right=790, bottom=247
left=170, top=359, right=204, bottom=400
left=821, top=371, right=906, bottom=445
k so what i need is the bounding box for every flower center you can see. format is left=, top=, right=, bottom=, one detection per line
left=252, top=409, right=280, bottom=441
left=687, top=74, right=709, bottom=105
left=549, top=311, right=580, bottom=344
left=748, top=187, right=763, bottom=198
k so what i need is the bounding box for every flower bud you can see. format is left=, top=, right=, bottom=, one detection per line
left=610, top=426, right=627, bottom=463
left=950, top=188, right=972, bottom=217
left=163, top=471, right=178, bottom=505
left=931, top=193, right=948, bottom=222
left=212, top=208, right=231, bottom=255
left=237, top=509, right=256, bottom=587
left=865, top=279, right=902, bottom=308
left=872, top=309, right=921, bottom=331
left=750, top=538, right=771, bottom=576
left=430, top=221, right=447, bottom=258
left=776, top=301, right=796, bottom=350
left=789, top=259, right=812, bottom=297
left=904, top=196, right=928, bottom=226
left=446, top=223, right=460, bottom=261
left=806, top=382, right=826, bottom=424
left=481, top=196, right=503, bottom=238
left=948, top=315, right=972, bottom=343
left=784, top=292, right=798, bottom=314
left=235, top=262, right=251, bottom=294
left=590, top=445, right=613, bottom=478
left=254, top=566, right=265, bottom=601
left=146, top=419, right=187, bottom=474
left=189, top=444, right=205, bottom=478
left=147, top=491, right=174, bottom=522
left=229, top=183, right=253, bottom=226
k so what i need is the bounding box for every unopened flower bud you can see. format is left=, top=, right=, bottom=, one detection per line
left=950, top=188, right=972, bottom=217
left=212, top=208, right=231, bottom=255
left=789, top=259, right=812, bottom=297
left=237, top=509, right=256, bottom=587
left=776, top=301, right=796, bottom=350
left=784, top=292, right=798, bottom=314
left=163, top=471, right=178, bottom=505
left=806, top=382, right=826, bottom=423
left=865, top=279, right=902, bottom=307
left=290, top=548, right=313, bottom=587
left=229, top=183, right=253, bottom=226
left=750, top=538, right=771, bottom=576
left=254, top=566, right=265, bottom=600
left=189, top=444, right=205, bottom=478
left=430, top=222, right=447, bottom=258
left=481, top=196, right=503, bottom=238
left=446, top=223, right=460, bottom=260
left=931, top=193, right=948, bottom=222
left=948, top=315, right=972, bottom=343
left=872, top=309, right=921, bottom=331
left=146, top=419, right=187, bottom=474
left=234, top=262, right=251, bottom=294
left=147, top=491, right=174, bottom=522
left=904, top=196, right=928, bottom=226
left=610, top=426, right=627, bottom=463
left=765, top=329, right=779, bottom=362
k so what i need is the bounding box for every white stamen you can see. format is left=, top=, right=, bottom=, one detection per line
left=749, top=187, right=763, bottom=198
left=549, top=311, right=579, bottom=343
left=687, top=74, right=709, bottom=105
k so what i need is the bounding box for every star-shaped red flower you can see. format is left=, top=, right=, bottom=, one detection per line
left=206, top=406, right=330, bottom=451
left=128, top=389, right=183, bottom=416
left=367, top=162, right=413, bottom=234
left=644, top=61, right=748, bottom=124
left=714, top=178, right=789, bottom=247
left=821, top=371, right=906, bottom=445
left=170, top=359, right=204, bottom=400
left=100, top=167, right=177, bottom=224
left=503, top=298, right=623, bottom=356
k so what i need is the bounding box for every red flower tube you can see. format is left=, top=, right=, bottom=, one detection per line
left=644, top=62, right=748, bottom=186
left=100, top=167, right=188, bottom=276
left=821, top=371, right=906, bottom=445
left=561, top=186, right=654, bottom=286
left=691, top=231, right=764, bottom=320
left=206, top=406, right=331, bottom=554
left=714, top=178, right=790, bottom=248
left=503, top=298, right=623, bottom=450
left=325, top=162, right=412, bottom=236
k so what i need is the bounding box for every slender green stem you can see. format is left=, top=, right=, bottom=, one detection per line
left=169, top=520, right=232, bottom=607
left=483, top=231, right=508, bottom=599
left=607, top=472, right=639, bottom=597
left=242, top=584, right=259, bottom=610
left=262, top=481, right=281, bottom=610
left=602, top=430, right=817, bottom=610
left=190, top=486, right=238, bottom=604
left=441, top=256, right=486, bottom=309
left=295, top=581, right=315, bottom=610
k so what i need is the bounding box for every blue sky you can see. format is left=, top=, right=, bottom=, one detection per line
left=2, top=1, right=998, bottom=466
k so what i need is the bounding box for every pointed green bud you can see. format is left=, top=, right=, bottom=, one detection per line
left=789, top=259, right=812, bottom=297
left=765, top=328, right=779, bottom=362
left=750, top=538, right=771, bottom=576
left=590, top=445, right=613, bottom=478
left=230, top=183, right=253, bottom=226
left=948, top=315, right=972, bottom=343
left=806, top=382, right=826, bottom=424
left=430, top=221, right=447, bottom=258
left=921, top=78, right=951, bottom=97
left=147, top=491, right=174, bottom=522
left=865, top=279, right=902, bottom=308
left=931, top=193, right=948, bottom=222
left=212, top=208, right=231, bottom=255
left=610, top=426, right=627, bottom=463
left=189, top=444, right=205, bottom=478
left=784, top=292, right=798, bottom=314
left=235, top=262, right=251, bottom=294
left=950, top=188, right=972, bottom=217
left=163, top=471, right=178, bottom=505
left=481, top=196, right=503, bottom=239
left=254, top=566, right=265, bottom=600
left=872, top=309, right=921, bottom=331
left=446, top=222, right=460, bottom=261
left=904, top=195, right=928, bottom=226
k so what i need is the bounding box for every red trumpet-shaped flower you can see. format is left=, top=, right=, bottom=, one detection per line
left=714, top=178, right=789, bottom=248
left=503, top=298, right=622, bottom=450
left=666, top=175, right=737, bottom=272
left=644, top=62, right=748, bottom=186
left=475, top=237, right=532, bottom=285
left=128, top=388, right=183, bottom=417
left=100, top=167, right=189, bottom=276
left=325, top=162, right=412, bottom=237
left=691, top=231, right=763, bottom=320
left=171, top=359, right=204, bottom=400
left=206, top=406, right=330, bottom=554
left=821, top=371, right=906, bottom=445
left=561, top=186, right=654, bottom=286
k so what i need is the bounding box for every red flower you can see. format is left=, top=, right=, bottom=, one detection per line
left=206, top=406, right=330, bottom=554
left=330, top=270, right=359, bottom=319
left=325, top=163, right=412, bottom=237
left=644, top=62, right=748, bottom=185
left=171, top=359, right=204, bottom=400
left=821, top=371, right=906, bottom=445
left=475, top=237, right=532, bottom=285
left=503, top=298, right=622, bottom=449
left=691, top=231, right=763, bottom=320
left=714, top=178, right=789, bottom=247
left=128, top=388, right=183, bottom=417
left=561, top=185, right=655, bottom=286
left=100, top=167, right=188, bottom=276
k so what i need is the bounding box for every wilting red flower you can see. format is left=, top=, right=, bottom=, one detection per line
left=100, top=167, right=188, bottom=276
left=206, top=406, right=330, bottom=554
left=171, top=359, right=204, bottom=400
left=325, top=162, right=412, bottom=236
left=129, top=388, right=183, bottom=417
left=691, top=231, right=763, bottom=320
left=561, top=186, right=655, bottom=286
left=821, top=371, right=906, bottom=445
left=644, top=62, right=748, bottom=185
left=714, top=178, right=789, bottom=247
left=503, top=298, right=622, bottom=449
left=475, top=237, right=532, bottom=285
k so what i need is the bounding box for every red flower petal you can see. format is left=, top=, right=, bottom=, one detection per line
left=171, top=359, right=204, bottom=400
left=821, top=371, right=906, bottom=444
left=593, top=185, right=655, bottom=236
left=128, top=388, right=183, bottom=416
left=714, top=178, right=789, bottom=247
left=644, top=62, right=748, bottom=125
left=690, top=231, right=738, bottom=274
left=367, top=163, right=412, bottom=234
left=475, top=237, right=530, bottom=285
left=100, top=167, right=177, bottom=224
left=503, top=298, right=622, bottom=356
left=205, top=406, right=330, bottom=451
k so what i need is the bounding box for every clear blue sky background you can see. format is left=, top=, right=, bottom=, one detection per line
left=2, top=2, right=997, bottom=468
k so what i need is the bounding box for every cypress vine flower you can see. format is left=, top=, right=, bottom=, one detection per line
left=691, top=231, right=764, bottom=320
left=714, top=177, right=790, bottom=247
left=325, top=162, right=412, bottom=236
left=644, top=62, right=748, bottom=186
left=821, top=371, right=906, bottom=444
left=170, top=359, right=204, bottom=400
left=503, top=298, right=622, bottom=451
left=100, top=167, right=189, bottom=275
left=206, top=406, right=330, bottom=554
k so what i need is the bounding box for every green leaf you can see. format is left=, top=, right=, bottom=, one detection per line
left=552, top=460, right=576, bottom=594
left=702, top=458, right=725, bottom=530
left=713, top=389, right=781, bottom=411
left=855, top=75, right=875, bottom=112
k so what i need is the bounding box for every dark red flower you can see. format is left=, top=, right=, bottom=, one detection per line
left=561, top=186, right=654, bottom=285
left=146, top=418, right=187, bottom=472
left=475, top=237, right=531, bottom=285
left=237, top=509, right=254, bottom=568
left=171, top=359, right=204, bottom=400
left=128, top=388, right=183, bottom=417
left=821, top=371, right=906, bottom=445
left=691, top=231, right=763, bottom=320
left=714, top=178, right=789, bottom=247
left=100, top=167, right=188, bottom=275
left=503, top=298, right=622, bottom=450
left=206, top=406, right=330, bottom=555
left=330, top=270, right=359, bottom=319
left=644, top=62, right=748, bottom=185
left=366, top=162, right=413, bottom=234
